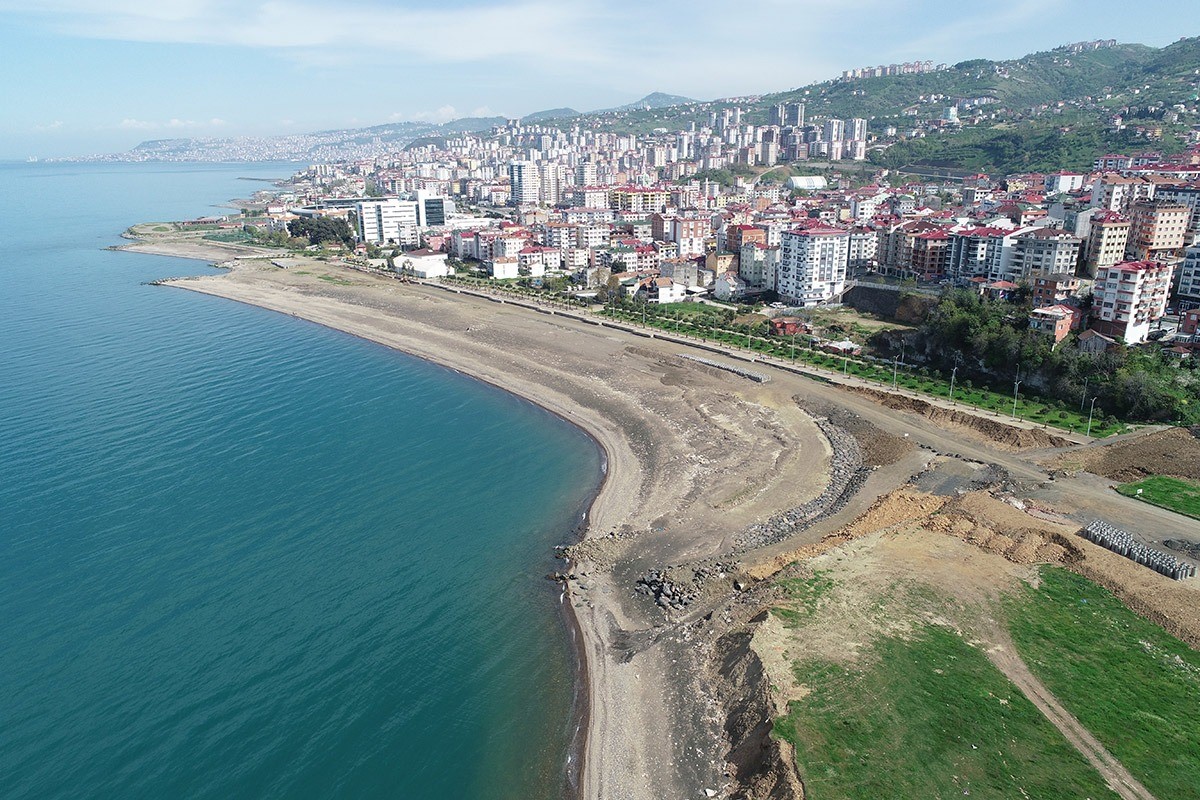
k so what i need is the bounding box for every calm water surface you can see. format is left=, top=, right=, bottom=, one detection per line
left=0, top=162, right=601, bottom=799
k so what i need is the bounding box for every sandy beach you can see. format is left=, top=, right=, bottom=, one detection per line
left=131, top=241, right=1200, bottom=799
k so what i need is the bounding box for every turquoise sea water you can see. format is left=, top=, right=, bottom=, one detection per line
left=0, top=162, right=601, bottom=799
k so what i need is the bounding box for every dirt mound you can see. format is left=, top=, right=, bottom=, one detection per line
left=1059, top=427, right=1200, bottom=482
left=926, top=493, right=1083, bottom=566
left=716, top=620, right=806, bottom=800
left=849, top=386, right=1074, bottom=451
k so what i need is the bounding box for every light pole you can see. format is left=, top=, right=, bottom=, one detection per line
left=892, top=355, right=900, bottom=389
left=949, top=364, right=958, bottom=405
left=1086, top=397, right=1098, bottom=437
left=1080, top=376, right=1090, bottom=412
left=1011, top=377, right=1023, bottom=420
left=791, top=331, right=796, bottom=363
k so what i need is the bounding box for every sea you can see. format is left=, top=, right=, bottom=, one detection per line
left=0, top=161, right=603, bottom=799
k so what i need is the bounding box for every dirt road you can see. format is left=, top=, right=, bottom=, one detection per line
left=986, top=640, right=1158, bottom=800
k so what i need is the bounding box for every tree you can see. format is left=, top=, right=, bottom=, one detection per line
left=287, top=216, right=355, bottom=247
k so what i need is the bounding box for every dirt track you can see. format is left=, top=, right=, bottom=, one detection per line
left=986, top=640, right=1157, bottom=800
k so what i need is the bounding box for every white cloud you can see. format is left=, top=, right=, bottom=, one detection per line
left=118, top=116, right=226, bottom=130
left=34, top=120, right=64, bottom=131
left=2, top=0, right=604, bottom=64
left=119, top=118, right=158, bottom=130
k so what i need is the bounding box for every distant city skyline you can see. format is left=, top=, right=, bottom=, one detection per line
left=1, top=0, right=1196, bottom=159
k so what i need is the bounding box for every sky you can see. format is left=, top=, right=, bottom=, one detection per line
left=0, top=0, right=1196, bottom=158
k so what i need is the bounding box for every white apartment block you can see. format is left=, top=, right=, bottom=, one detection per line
left=1092, top=260, right=1175, bottom=344
left=1179, top=244, right=1200, bottom=309
left=508, top=161, right=540, bottom=207
left=776, top=227, right=849, bottom=306
left=738, top=242, right=780, bottom=289
left=1090, top=174, right=1155, bottom=214
left=356, top=198, right=418, bottom=246
left=576, top=224, right=610, bottom=250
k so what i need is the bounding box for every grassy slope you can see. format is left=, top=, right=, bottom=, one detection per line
left=774, top=625, right=1119, bottom=799
left=1117, top=475, right=1200, bottom=519
left=1007, top=567, right=1200, bottom=800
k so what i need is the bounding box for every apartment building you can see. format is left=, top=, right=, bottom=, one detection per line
left=1152, top=182, right=1200, bottom=240
left=909, top=230, right=951, bottom=281
left=356, top=198, right=419, bottom=245
left=1008, top=228, right=1081, bottom=282
left=1125, top=200, right=1190, bottom=261
left=724, top=224, right=767, bottom=252
left=776, top=226, right=849, bottom=306
left=1029, top=304, right=1083, bottom=347
left=1178, top=243, right=1200, bottom=310
left=1031, top=273, right=1080, bottom=307
left=1091, top=260, right=1175, bottom=344
left=1090, top=174, right=1155, bottom=213
left=738, top=242, right=780, bottom=289
left=610, top=187, right=670, bottom=214
left=508, top=160, right=540, bottom=207
left=670, top=216, right=710, bottom=258
left=1081, top=211, right=1130, bottom=277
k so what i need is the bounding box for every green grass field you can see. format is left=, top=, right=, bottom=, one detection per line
left=1006, top=568, right=1200, bottom=799
left=773, top=625, right=1119, bottom=799
left=1117, top=475, right=1200, bottom=520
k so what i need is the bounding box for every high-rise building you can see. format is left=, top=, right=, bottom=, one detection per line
left=786, top=102, right=805, bottom=128
left=823, top=118, right=845, bottom=145
left=1092, top=260, right=1175, bottom=343
left=670, top=216, right=710, bottom=258
left=1178, top=243, right=1200, bottom=310
left=508, top=160, right=540, bottom=207
left=575, top=162, right=598, bottom=187
left=776, top=226, right=849, bottom=305
left=356, top=198, right=419, bottom=245
left=1009, top=228, right=1081, bottom=282
left=1082, top=211, right=1131, bottom=277
left=849, top=118, right=868, bottom=140
left=1125, top=200, right=1190, bottom=261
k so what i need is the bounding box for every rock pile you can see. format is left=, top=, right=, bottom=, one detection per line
left=735, top=418, right=869, bottom=550
left=680, top=355, right=770, bottom=383
left=636, top=560, right=738, bottom=612
left=636, top=570, right=698, bottom=610
left=1081, top=520, right=1197, bottom=580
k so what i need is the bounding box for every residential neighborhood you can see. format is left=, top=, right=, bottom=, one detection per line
left=249, top=113, right=1200, bottom=360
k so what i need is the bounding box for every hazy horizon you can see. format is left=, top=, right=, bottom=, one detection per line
left=1, top=0, right=1196, bottom=159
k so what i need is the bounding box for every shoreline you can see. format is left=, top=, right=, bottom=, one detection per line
left=143, top=252, right=643, bottom=798
left=146, top=255, right=833, bottom=798
left=121, top=238, right=1200, bottom=799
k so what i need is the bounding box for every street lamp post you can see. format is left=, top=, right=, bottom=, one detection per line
left=791, top=332, right=796, bottom=363
left=1086, top=397, right=1098, bottom=437
left=1080, top=376, right=1090, bottom=412
left=892, top=356, right=900, bottom=389
left=949, top=364, right=958, bottom=405
left=1011, top=377, right=1022, bottom=420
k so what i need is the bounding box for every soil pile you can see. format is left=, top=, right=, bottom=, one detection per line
left=1062, top=427, right=1200, bottom=482
left=849, top=386, right=1074, bottom=450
